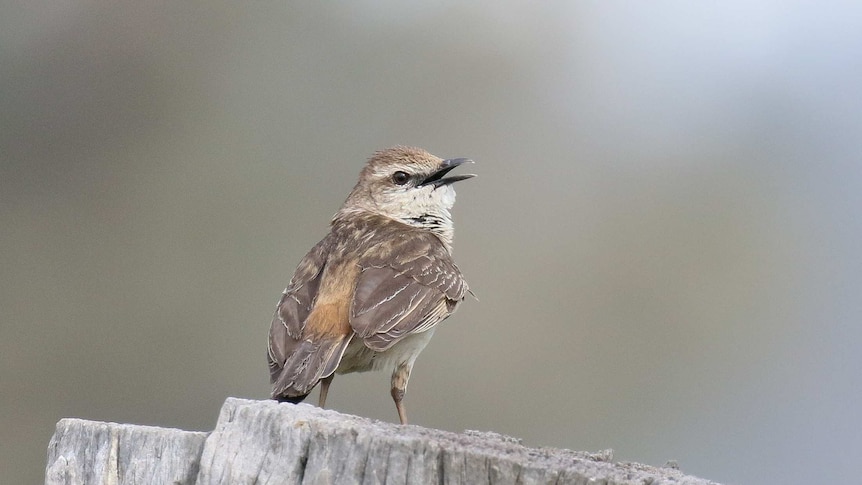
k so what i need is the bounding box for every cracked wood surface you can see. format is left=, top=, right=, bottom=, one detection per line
left=45, top=397, right=720, bottom=485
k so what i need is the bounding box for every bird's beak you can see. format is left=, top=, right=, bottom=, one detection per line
left=419, top=158, right=476, bottom=187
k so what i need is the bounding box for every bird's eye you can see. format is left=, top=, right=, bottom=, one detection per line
left=392, top=171, right=410, bottom=185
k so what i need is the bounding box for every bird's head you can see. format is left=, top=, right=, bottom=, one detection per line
left=339, top=146, right=475, bottom=230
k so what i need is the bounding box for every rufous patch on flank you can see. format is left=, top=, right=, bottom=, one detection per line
left=305, top=261, right=359, bottom=339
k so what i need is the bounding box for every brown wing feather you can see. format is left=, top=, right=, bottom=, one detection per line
left=350, top=232, right=468, bottom=352
left=268, top=234, right=355, bottom=399
left=274, top=236, right=331, bottom=338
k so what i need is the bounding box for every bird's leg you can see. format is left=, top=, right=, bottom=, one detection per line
left=391, top=362, right=412, bottom=425
left=391, top=388, right=408, bottom=425
left=318, top=374, right=334, bottom=408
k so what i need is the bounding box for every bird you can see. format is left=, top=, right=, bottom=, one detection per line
left=267, top=146, right=474, bottom=425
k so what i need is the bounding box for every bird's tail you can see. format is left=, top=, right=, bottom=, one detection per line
left=276, top=393, right=308, bottom=404
left=269, top=334, right=352, bottom=401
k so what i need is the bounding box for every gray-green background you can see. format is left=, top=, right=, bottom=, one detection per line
left=3, top=3, right=860, bottom=484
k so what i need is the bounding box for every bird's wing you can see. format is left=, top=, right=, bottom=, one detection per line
left=350, top=232, right=468, bottom=352
left=267, top=234, right=343, bottom=396
left=273, top=236, right=331, bottom=338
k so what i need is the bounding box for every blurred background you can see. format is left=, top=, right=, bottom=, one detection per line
left=2, top=2, right=861, bottom=484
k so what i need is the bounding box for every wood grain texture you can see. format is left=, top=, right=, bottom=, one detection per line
left=45, top=419, right=207, bottom=485
left=45, top=398, right=722, bottom=485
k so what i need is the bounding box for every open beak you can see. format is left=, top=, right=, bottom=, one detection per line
left=419, top=158, right=476, bottom=187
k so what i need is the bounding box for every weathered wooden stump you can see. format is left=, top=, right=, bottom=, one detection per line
left=45, top=397, right=720, bottom=484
